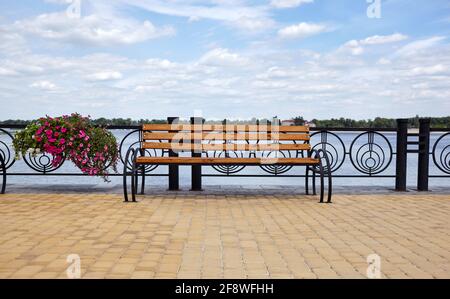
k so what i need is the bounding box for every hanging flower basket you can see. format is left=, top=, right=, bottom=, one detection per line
left=13, top=113, right=118, bottom=181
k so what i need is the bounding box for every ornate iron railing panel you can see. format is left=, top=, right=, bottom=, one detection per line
left=1, top=123, right=449, bottom=187
left=0, top=125, right=397, bottom=179
left=201, top=129, right=397, bottom=178
left=430, top=130, right=450, bottom=177
left=0, top=129, right=15, bottom=170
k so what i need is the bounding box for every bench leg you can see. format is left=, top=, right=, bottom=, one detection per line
left=310, top=149, right=325, bottom=203
left=312, top=167, right=317, bottom=196
left=318, top=160, right=325, bottom=203
left=314, top=149, right=333, bottom=204
left=305, top=166, right=316, bottom=196
left=131, top=160, right=138, bottom=203
left=322, top=151, right=333, bottom=204
left=1, top=156, right=5, bottom=195
left=139, top=149, right=146, bottom=195
left=326, top=167, right=332, bottom=203
left=140, top=165, right=146, bottom=195
left=123, top=148, right=138, bottom=203
left=305, top=166, right=309, bottom=195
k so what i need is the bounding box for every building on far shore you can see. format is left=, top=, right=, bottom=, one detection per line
left=305, top=121, right=316, bottom=128
left=281, top=119, right=317, bottom=127
left=281, top=119, right=295, bottom=126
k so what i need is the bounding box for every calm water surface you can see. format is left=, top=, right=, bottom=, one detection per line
left=2, top=130, right=449, bottom=188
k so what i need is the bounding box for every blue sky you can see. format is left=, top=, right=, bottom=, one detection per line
left=0, top=0, right=449, bottom=120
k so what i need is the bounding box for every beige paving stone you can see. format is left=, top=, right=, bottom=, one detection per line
left=33, top=271, right=60, bottom=279
left=11, top=265, right=44, bottom=278
left=130, top=271, right=155, bottom=279
left=83, top=271, right=108, bottom=279
left=0, top=192, right=449, bottom=279
left=110, top=263, right=136, bottom=274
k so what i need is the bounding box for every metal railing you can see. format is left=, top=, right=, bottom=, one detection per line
left=0, top=118, right=449, bottom=191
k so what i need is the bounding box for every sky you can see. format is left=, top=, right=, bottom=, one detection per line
left=0, top=0, right=449, bottom=121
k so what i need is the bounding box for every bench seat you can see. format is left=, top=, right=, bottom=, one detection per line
left=136, top=157, right=320, bottom=165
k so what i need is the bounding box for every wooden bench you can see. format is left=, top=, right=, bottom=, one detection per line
left=123, top=124, right=332, bottom=203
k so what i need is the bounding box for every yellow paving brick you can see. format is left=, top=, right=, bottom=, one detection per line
left=0, top=192, right=449, bottom=279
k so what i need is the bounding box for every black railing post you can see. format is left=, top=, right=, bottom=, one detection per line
left=395, top=119, right=408, bottom=191
left=417, top=118, right=431, bottom=191
left=190, top=117, right=204, bottom=191
left=167, top=117, right=180, bottom=191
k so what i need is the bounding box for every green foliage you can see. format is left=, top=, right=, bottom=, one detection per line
left=307, top=116, right=450, bottom=128
left=2, top=116, right=450, bottom=128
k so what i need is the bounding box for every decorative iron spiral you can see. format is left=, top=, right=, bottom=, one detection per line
left=259, top=148, right=295, bottom=175
left=349, top=131, right=393, bottom=175
left=23, top=152, right=65, bottom=173
left=0, top=129, right=16, bottom=170
left=258, top=138, right=302, bottom=175
left=119, top=129, right=163, bottom=172
left=432, top=133, right=450, bottom=174
left=207, top=147, right=246, bottom=174
left=310, top=131, right=346, bottom=173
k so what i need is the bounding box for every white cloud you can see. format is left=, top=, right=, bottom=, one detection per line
left=278, top=22, right=327, bottom=39
left=377, top=58, right=391, bottom=65
left=116, top=0, right=273, bottom=34
left=44, top=0, right=73, bottom=4
left=0, top=67, right=18, bottom=76
left=30, top=80, right=57, bottom=91
left=339, top=33, right=409, bottom=56
left=360, top=33, right=408, bottom=45
left=14, top=12, right=175, bottom=46
left=199, top=48, right=249, bottom=66
left=411, top=64, right=448, bottom=76
left=119, top=0, right=268, bottom=22
left=1, top=29, right=449, bottom=120
left=229, top=17, right=275, bottom=32
left=202, top=77, right=238, bottom=87
left=86, top=71, right=123, bottom=81
left=339, top=40, right=365, bottom=55
left=271, top=0, right=314, bottom=9
left=145, top=59, right=177, bottom=69
left=395, top=36, right=446, bottom=57
left=188, top=16, right=201, bottom=22
left=0, top=28, right=29, bottom=56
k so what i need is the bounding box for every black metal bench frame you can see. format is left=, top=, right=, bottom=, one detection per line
left=123, top=132, right=333, bottom=204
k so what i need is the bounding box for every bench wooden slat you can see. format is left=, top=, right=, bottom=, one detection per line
left=142, top=142, right=311, bottom=151
left=143, top=132, right=310, bottom=141
left=142, top=124, right=309, bottom=133
left=136, top=157, right=319, bottom=165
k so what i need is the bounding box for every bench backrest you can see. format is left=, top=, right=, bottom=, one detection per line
left=140, top=124, right=311, bottom=153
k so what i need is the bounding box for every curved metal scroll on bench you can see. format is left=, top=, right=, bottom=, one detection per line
left=123, top=147, right=139, bottom=203
left=305, top=149, right=332, bottom=203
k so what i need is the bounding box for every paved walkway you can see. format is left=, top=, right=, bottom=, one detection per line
left=0, top=189, right=449, bottom=279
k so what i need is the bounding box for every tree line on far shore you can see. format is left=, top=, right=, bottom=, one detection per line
left=1, top=115, right=449, bottom=128
left=294, top=115, right=450, bottom=128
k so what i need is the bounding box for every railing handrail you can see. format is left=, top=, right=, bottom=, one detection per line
left=0, top=124, right=143, bottom=130
left=0, top=118, right=448, bottom=190
left=0, top=124, right=407, bottom=132
left=1, top=123, right=449, bottom=132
